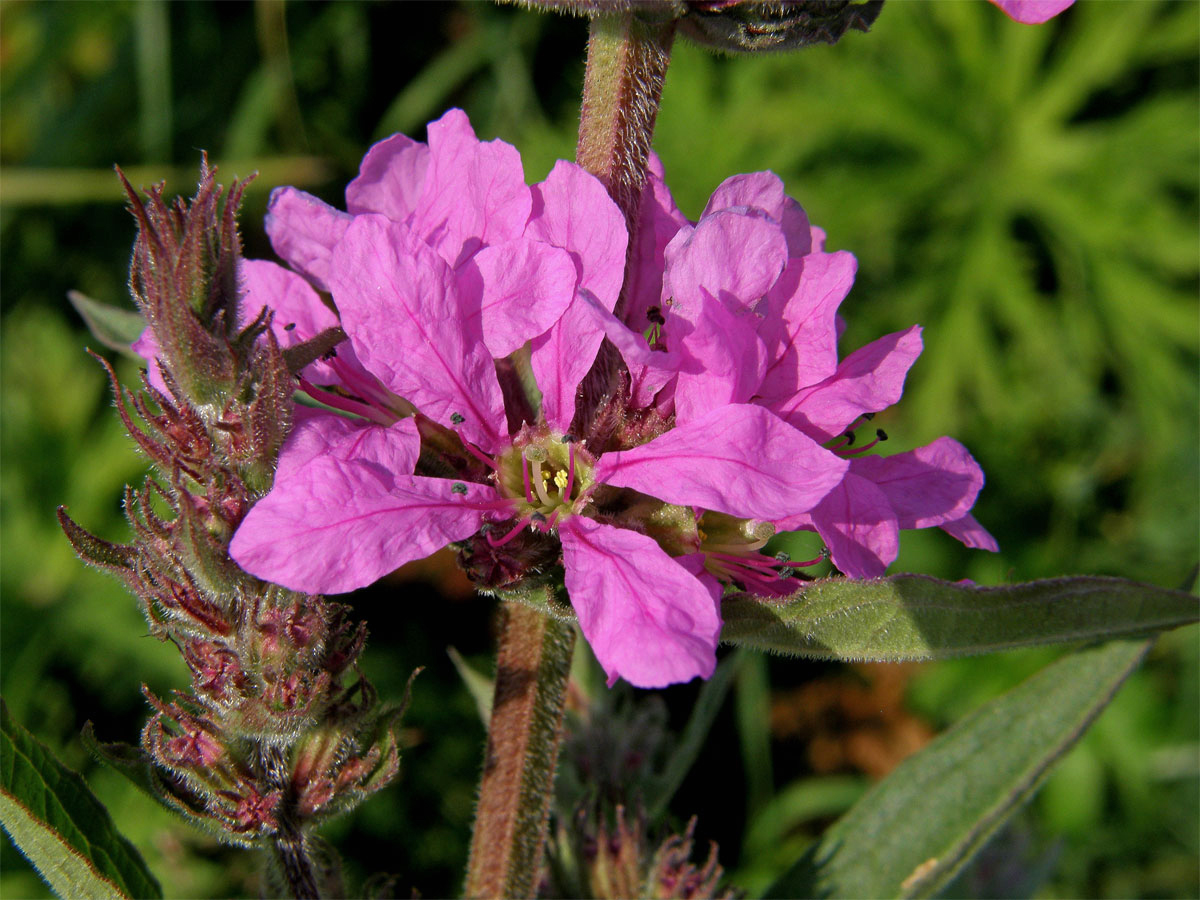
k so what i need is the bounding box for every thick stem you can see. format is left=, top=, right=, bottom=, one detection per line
left=258, top=744, right=323, bottom=899
left=465, top=603, right=576, bottom=899
left=577, top=11, right=676, bottom=263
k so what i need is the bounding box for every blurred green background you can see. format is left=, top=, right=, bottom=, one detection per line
left=1, top=1, right=1196, bottom=897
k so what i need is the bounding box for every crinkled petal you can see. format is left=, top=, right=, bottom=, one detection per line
left=780, top=197, right=813, bottom=259
left=241, top=259, right=343, bottom=383
left=663, top=208, right=788, bottom=314
left=345, top=132, right=431, bottom=221
left=559, top=517, right=720, bottom=688
left=530, top=294, right=607, bottom=434
left=989, top=0, right=1074, bottom=24
left=274, top=410, right=419, bottom=482
left=464, top=238, right=577, bottom=358
left=412, top=108, right=531, bottom=267
left=771, top=325, right=923, bottom=441
left=808, top=472, right=900, bottom=579
left=702, top=171, right=787, bottom=219
left=667, top=294, right=768, bottom=425
left=940, top=513, right=1000, bottom=552
left=327, top=214, right=508, bottom=452
left=264, top=187, right=351, bottom=291
left=624, top=163, right=689, bottom=331
left=527, top=160, right=628, bottom=310
left=757, top=250, right=857, bottom=402
left=230, top=456, right=491, bottom=594
left=850, top=437, right=986, bottom=530
left=595, top=403, right=848, bottom=520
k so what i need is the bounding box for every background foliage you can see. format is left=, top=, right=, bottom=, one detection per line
left=2, top=1, right=1196, bottom=897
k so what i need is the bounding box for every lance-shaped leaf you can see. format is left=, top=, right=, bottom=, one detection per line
left=763, top=638, right=1153, bottom=899
left=1, top=701, right=162, bottom=900
left=66, top=291, right=147, bottom=357
left=721, top=574, right=1198, bottom=660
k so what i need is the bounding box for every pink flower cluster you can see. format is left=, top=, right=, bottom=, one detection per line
left=138, top=110, right=996, bottom=688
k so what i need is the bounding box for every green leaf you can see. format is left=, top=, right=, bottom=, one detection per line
left=721, top=574, right=1198, bottom=661
left=65, top=291, right=146, bottom=358
left=0, top=701, right=162, bottom=900
left=764, top=638, right=1152, bottom=899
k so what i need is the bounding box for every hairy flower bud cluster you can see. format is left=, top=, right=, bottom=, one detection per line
left=60, top=164, right=406, bottom=878
left=547, top=806, right=735, bottom=900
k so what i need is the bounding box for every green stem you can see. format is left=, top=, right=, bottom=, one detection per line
left=464, top=603, right=576, bottom=899
left=576, top=12, right=676, bottom=316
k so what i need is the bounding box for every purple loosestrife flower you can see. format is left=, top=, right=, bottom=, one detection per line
left=224, top=110, right=850, bottom=688
left=602, top=166, right=1000, bottom=579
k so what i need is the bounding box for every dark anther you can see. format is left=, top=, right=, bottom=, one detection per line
left=844, top=430, right=857, bottom=445
left=321, top=347, right=338, bottom=361
left=876, top=428, right=888, bottom=441
left=646, top=305, right=665, bottom=325
left=450, top=412, right=465, bottom=425
left=777, top=566, right=797, bottom=579
left=560, top=433, right=577, bottom=444
left=530, top=511, right=548, bottom=523
left=775, top=551, right=790, bottom=562
left=283, top=322, right=297, bottom=332
left=480, top=522, right=494, bottom=534
left=862, top=412, right=875, bottom=421
left=820, top=547, right=831, bottom=560
left=451, top=482, right=468, bottom=495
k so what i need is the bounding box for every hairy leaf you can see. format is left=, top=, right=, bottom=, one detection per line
left=66, top=291, right=147, bottom=358
left=1, top=701, right=162, bottom=899
left=764, top=638, right=1152, bottom=898
left=721, top=574, right=1198, bottom=660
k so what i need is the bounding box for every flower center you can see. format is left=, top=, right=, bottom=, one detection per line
left=495, top=426, right=596, bottom=532
left=698, top=512, right=826, bottom=594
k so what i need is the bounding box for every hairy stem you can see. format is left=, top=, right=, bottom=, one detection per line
left=577, top=11, right=676, bottom=310
left=260, top=744, right=322, bottom=899
left=465, top=603, right=576, bottom=898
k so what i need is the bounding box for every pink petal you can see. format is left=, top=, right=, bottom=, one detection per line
left=559, top=517, right=720, bottom=688
left=132, top=326, right=167, bottom=394
left=345, top=132, right=431, bottom=221
left=662, top=208, right=788, bottom=314
left=808, top=472, right=900, bottom=578
left=465, top=238, right=578, bottom=358
left=241, top=259, right=342, bottom=383
left=850, top=437, right=986, bottom=530
left=327, top=214, right=508, bottom=452
left=594, top=403, right=849, bottom=521
left=264, top=187, right=351, bottom=291
left=771, top=325, right=923, bottom=441
left=940, top=513, right=1000, bottom=552
left=274, top=410, right=419, bottom=482
left=412, top=108, right=531, bottom=267
left=624, top=165, right=690, bottom=332
left=230, top=456, right=491, bottom=594
left=527, top=160, right=628, bottom=310
left=667, top=294, right=768, bottom=425
left=780, top=198, right=813, bottom=259
left=530, top=295, right=608, bottom=434
left=702, top=171, right=787, bottom=219
left=989, top=0, right=1074, bottom=24
left=756, top=251, right=857, bottom=403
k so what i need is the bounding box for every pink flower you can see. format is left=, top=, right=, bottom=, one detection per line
left=229, top=111, right=851, bottom=688
left=599, top=167, right=998, bottom=579
left=988, top=0, right=1074, bottom=24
